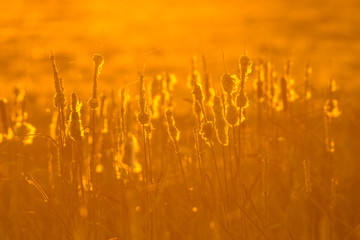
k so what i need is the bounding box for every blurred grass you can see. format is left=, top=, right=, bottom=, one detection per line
left=0, top=0, right=359, bottom=96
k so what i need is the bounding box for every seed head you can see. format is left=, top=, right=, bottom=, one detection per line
left=200, top=121, right=213, bottom=145
left=137, top=72, right=150, bottom=125
left=69, top=92, right=83, bottom=141
left=221, top=73, right=237, bottom=94
left=50, top=52, right=66, bottom=109
left=239, top=55, right=252, bottom=76
left=88, top=97, right=98, bottom=110
left=192, top=82, right=204, bottom=103
left=91, top=53, right=104, bottom=99
left=165, top=109, right=180, bottom=153
left=212, top=96, right=229, bottom=145
left=54, top=92, right=66, bottom=109
left=225, top=101, right=239, bottom=126
left=137, top=111, right=150, bottom=125
left=93, top=54, right=104, bottom=71
left=236, top=89, right=249, bottom=109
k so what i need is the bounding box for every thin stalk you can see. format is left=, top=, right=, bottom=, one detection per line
left=237, top=107, right=242, bottom=159
left=177, top=151, right=191, bottom=204
left=91, top=109, right=96, bottom=185
left=232, top=126, right=239, bottom=169
left=142, top=125, right=148, bottom=184
left=210, top=142, right=228, bottom=224
left=194, top=129, right=205, bottom=195
left=146, top=133, right=154, bottom=240
left=58, top=108, right=65, bottom=178
left=26, top=176, right=72, bottom=240
left=142, top=124, right=151, bottom=239
left=221, top=144, right=229, bottom=206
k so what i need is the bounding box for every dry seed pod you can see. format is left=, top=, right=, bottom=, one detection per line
left=68, top=92, right=83, bottom=141
left=88, top=97, right=98, bottom=109
left=165, top=109, right=180, bottom=153
left=212, top=96, right=228, bottom=145
left=192, top=82, right=204, bottom=103
left=50, top=52, right=66, bottom=109
left=93, top=54, right=104, bottom=70
left=50, top=52, right=63, bottom=94
left=240, top=56, right=252, bottom=71
left=236, top=89, right=249, bottom=109
left=226, top=101, right=239, bottom=126
left=54, top=92, right=65, bottom=109
left=221, top=73, right=237, bottom=95
left=89, top=53, right=104, bottom=109
left=137, top=72, right=150, bottom=125
left=239, top=54, right=252, bottom=83
left=137, top=112, right=150, bottom=125
left=200, top=121, right=213, bottom=145
left=138, top=73, right=146, bottom=112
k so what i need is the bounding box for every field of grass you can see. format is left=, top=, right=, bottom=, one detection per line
left=0, top=0, right=360, bottom=239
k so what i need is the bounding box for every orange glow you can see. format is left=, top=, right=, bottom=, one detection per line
left=0, top=0, right=359, bottom=239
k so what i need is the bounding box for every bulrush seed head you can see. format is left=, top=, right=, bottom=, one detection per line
left=137, top=111, right=150, bottom=125
left=69, top=92, right=83, bottom=141
left=165, top=109, right=180, bottom=153
left=192, top=82, right=204, bottom=103
left=236, top=89, right=249, bottom=109
left=88, top=97, right=99, bottom=110
left=212, top=96, right=229, bottom=145
left=240, top=55, right=252, bottom=75
left=54, top=92, right=66, bottom=109
left=200, top=121, right=213, bottom=145
left=138, top=73, right=146, bottom=112
left=137, top=72, right=150, bottom=125
left=50, top=52, right=66, bottom=109
left=93, top=54, right=104, bottom=73
left=89, top=53, right=104, bottom=108
left=221, top=73, right=237, bottom=94
left=226, top=101, right=239, bottom=126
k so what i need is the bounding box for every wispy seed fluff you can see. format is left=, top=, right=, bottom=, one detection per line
left=68, top=92, right=84, bottom=141
left=212, top=96, right=229, bottom=145
left=137, top=72, right=150, bottom=125
left=165, top=109, right=180, bottom=153
left=50, top=52, right=66, bottom=109
left=88, top=54, right=104, bottom=109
